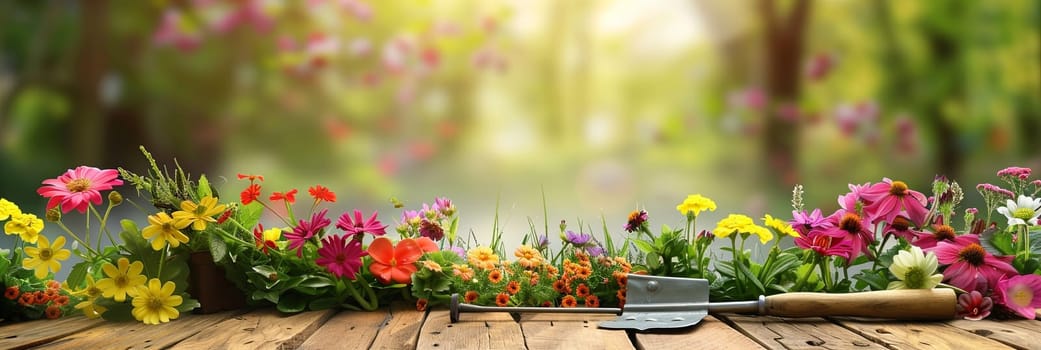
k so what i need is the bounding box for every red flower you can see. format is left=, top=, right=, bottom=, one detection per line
left=561, top=295, right=578, bottom=308
left=308, top=185, right=337, bottom=203
left=45, top=305, right=62, bottom=319
left=464, top=291, right=479, bottom=303
left=367, top=237, right=422, bottom=284
left=216, top=209, right=233, bottom=224
left=240, top=183, right=261, bottom=205
left=414, top=237, right=439, bottom=253
left=253, top=224, right=278, bottom=254
left=270, top=189, right=298, bottom=204
left=576, top=284, right=590, bottom=298
left=237, top=173, right=265, bottom=182
left=585, top=295, right=600, bottom=308
left=506, top=281, right=521, bottom=295
left=4, top=286, right=19, bottom=300
left=957, top=290, right=992, bottom=320
left=416, top=298, right=428, bottom=311
left=37, top=166, right=123, bottom=214
left=495, top=293, right=510, bottom=307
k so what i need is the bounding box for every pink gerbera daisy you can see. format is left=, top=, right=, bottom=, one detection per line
left=929, top=236, right=1017, bottom=292
left=336, top=210, right=387, bottom=239
left=285, top=209, right=331, bottom=257
left=994, top=274, right=1041, bottom=319
left=819, top=210, right=874, bottom=260
left=37, top=166, right=123, bottom=214
left=860, top=178, right=929, bottom=226
left=316, top=234, right=366, bottom=279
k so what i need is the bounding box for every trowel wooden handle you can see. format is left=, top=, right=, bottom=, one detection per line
left=763, top=289, right=956, bottom=319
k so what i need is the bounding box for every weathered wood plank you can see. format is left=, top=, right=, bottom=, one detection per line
left=519, top=313, right=633, bottom=350
left=368, top=302, right=428, bottom=350
left=635, top=315, right=767, bottom=350
left=946, top=319, right=1041, bottom=350
left=169, top=308, right=336, bottom=350
left=296, top=308, right=389, bottom=350
left=0, top=316, right=102, bottom=350
left=833, top=318, right=1013, bottom=350
left=720, top=314, right=884, bottom=349
left=416, top=309, right=524, bottom=350
left=32, top=311, right=236, bottom=349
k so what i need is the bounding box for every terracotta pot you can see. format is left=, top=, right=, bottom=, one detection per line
left=187, top=251, right=246, bottom=314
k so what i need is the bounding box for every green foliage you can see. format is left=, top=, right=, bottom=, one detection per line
left=117, top=146, right=203, bottom=213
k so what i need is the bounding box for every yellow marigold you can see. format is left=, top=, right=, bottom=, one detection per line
left=514, top=245, right=543, bottom=269
left=5, top=212, right=44, bottom=244
left=172, top=196, right=227, bottom=231
left=467, top=246, right=499, bottom=270
left=0, top=198, right=21, bottom=221
left=130, top=278, right=182, bottom=325
left=452, top=264, right=474, bottom=281
left=676, top=194, right=717, bottom=217
left=142, top=212, right=191, bottom=250
left=763, top=214, right=800, bottom=238
left=22, top=236, right=71, bottom=279
left=713, top=214, right=773, bottom=244
left=96, top=258, right=147, bottom=302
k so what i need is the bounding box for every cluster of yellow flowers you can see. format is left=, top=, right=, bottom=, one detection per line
left=141, top=196, right=226, bottom=251
left=69, top=258, right=182, bottom=324
left=2, top=198, right=67, bottom=279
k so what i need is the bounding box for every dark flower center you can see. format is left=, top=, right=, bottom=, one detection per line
left=890, top=216, right=911, bottom=231
left=889, top=181, right=909, bottom=196
left=66, top=178, right=92, bottom=193
left=40, top=248, right=53, bottom=260
left=933, top=225, right=956, bottom=241
left=839, top=213, right=862, bottom=233
left=958, top=243, right=986, bottom=266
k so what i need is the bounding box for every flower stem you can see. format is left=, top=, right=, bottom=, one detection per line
left=55, top=220, right=101, bottom=257
left=792, top=253, right=817, bottom=291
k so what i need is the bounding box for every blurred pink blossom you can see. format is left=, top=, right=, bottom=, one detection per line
left=728, top=87, right=766, bottom=111
left=834, top=101, right=878, bottom=136
left=153, top=10, right=203, bottom=52
left=805, top=53, right=836, bottom=81
left=341, top=0, right=373, bottom=21
left=348, top=38, right=372, bottom=57
left=212, top=0, right=273, bottom=34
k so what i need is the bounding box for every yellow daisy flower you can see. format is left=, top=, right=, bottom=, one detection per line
left=5, top=212, right=44, bottom=244
left=22, top=235, right=71, bottom=279
left=96, top=258, right=147, bottom=302
left=467, top=246, right=500, bottom=270
left=131, top=278, right=182, bottom=325
left=172, top=196, right=227, bottom=231
left=713, top=214, right=773, bottom=244
left=763, top=214, right=800, bottom=238
left=676, top=194, right=718, bottom=217
left=72, top=275, right=108, bottom=319
left=0, top=198, right=21, bottom=221
left=142, top=212, right=191, bottom=250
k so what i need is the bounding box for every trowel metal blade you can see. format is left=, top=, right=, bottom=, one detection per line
left=597, top=274, right=710, bottom=331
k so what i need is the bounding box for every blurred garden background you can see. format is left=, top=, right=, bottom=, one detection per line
left=1, top=0, right=1039, bottom=251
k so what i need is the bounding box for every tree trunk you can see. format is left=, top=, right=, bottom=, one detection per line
left=73, top=0, right=108, bottom=165
left=759, top=0, right=812, bottom=187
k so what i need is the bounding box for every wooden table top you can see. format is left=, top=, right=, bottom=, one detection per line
left=3, top=304, right=1040, bottom=349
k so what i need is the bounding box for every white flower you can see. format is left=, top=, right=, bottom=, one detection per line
left=887, top=246, right=943, bottom=290
left=996, top=195, right=1041, bottom=226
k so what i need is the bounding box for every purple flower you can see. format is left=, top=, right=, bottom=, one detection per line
left=316, top=234, right=366, bottom=279
left=837, top=182, right=871, bottom=212
left=536, top=234, right=549, bottom=250
left=434, top=197, right=456, bottom=216
left=400, top=210, right=422, bottom=225
left=448, top=246, right=466, bottom=259
left=966, top=208, right=979, bottom=215
left=564, top=230, right=592, bottom=246
left=790, top=209, right=827, bottom=237
left=286, top=209, right=331, bottom=257
left=336, top=209, right=387, bottom=238
left=586, top=245, right=604, bottom=257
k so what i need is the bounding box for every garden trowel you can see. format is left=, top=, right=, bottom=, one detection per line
left=449, top=274, right=957, bottom=331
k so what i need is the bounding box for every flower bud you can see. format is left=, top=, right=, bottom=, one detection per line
left=45, top=208, right=62, bottom=222
left=108, top=191, right=123, bottom=206
left=559, top=219, right=567, bottom=232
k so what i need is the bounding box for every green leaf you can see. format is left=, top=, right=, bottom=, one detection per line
left=177, top=296, right=201, bottom=313
left=852, top=270, right=890, bottom=291
left=66, top=261, right=91, bottom=290
left=980, top=228, right=1016, bottom=256
left=97, top=300, right=135, bottom=322
left=208, top=232, right=228, bottom=262
left=735, top=262, right=765, bottom=295
left=308, top=297, right=340, bottom=311
left=277, top=293, right=308, bottom=313
left=235, top=202, right=264, bottom=232
left=197, top=174, right=212, bottom=199
left=298, top=275, right=334, bottom=288
left=632, top=239, right=656, bottom=254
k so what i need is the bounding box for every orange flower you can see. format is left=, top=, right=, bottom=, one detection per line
left=4, top=286, right=18, bottom=300
left=575, top=266, right=592, bottom=280
left=576, top=284, right=590, bottom=298
left=575, top=251, right=590, bottom=264
left=308, top=185, right=337, bottom=203
left=416, top=298, right=428, bottom=311
left=614, top=257, right=632, bottom=272
left=614, top=272, right=628, bottom=287
left=464, top=291, right=479, bottom=303
left=552, top=280, right=569, bottom=293
left=237, top=173, right=265, bottom=182
left=52, top=295, right=69, bottom=306
left=46, top=280, right=60, bottom=290
left=585, top=295, right=600, bottom=308
left=561, top=295, right=578, bottom=308
left=270, top=189, right=298, bottom=204
left=45, top=305, right=62, bottom=319
left=488, top=270, right=503, bottom=284
left=367, top=237, right=423, bottom=284
left=495, top=293, right=510, bottom=307
left=546, top=265, right=559, bottom=277
left=506, top=281, right=521, bottom=295
left=415, top=237, right=439, bottom=253
left=18, top=293, right=32, bottom=306
left=514, top=245, right=542, bottom=269
left=529, top=274, right=540, bottom=286
left=452, top=264, right=474, bottom=281
left=541, top=301, right=554, bottom=307
left=33, top=291, right=49, bottom=304
left=422, top=260, right=442, bottom=273
left=616, top=289, right=627, bottom=303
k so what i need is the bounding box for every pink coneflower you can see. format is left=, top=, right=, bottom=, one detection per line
left=316, top=234, right=366, bottom=279
left=820, top=210, right=874, bottom=259
left=790, top=209, right=827, bottom=237
left=929, top=236, right=1017, bottom=292
left=911, top=224, right=975, bottom=249
left=957, top=290, right=993, bottom=320
left=994, top=274, right=1041, bottom=319
left=793, top=228, right=855, bottom=262
left=38, top=166, right=124, bottom=214
left=336, top=210, right=387, bottom=239
left=861, top=178, right=929, bottom=226
left=882, top=215, right=921, bottom=242
left=285, top=209, right=331, bottom=257
left=837, top=182, right=871, bottom=212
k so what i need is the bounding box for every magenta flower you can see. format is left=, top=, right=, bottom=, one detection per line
left=976, top=183, right=1015, bottom=200
left=336, top=210, right=388, bottom=238
left=910, top=224, right=975, bottom=250
left=861, top=178, right=929, bottom=226
left=882, top=215, right=921, bottom=242
left=836, top=182, right=871, bottom=212
left=419, top=219, right=444, bottom=241
left=994, top=274, right=1041, bottom=319
left=285, top=209, right=331, bottom=257
left=316, top=234, right=366, bottom=280
left=37, top=166, right=123, bottom=214
left=790, top=209, right=827, bottom=237
left=997, top=166, right=1032, bottom=180
left=624, top=210, right=649, bottom=233
left=929, top=236, right=1017, bottom=292
left=956, top=291, right=993, bottom=320
left=433, top=197, right=456, bottom=216
left=793, top=228, right=855, bottom=261
left=819, top=210, right=874, bottom=259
